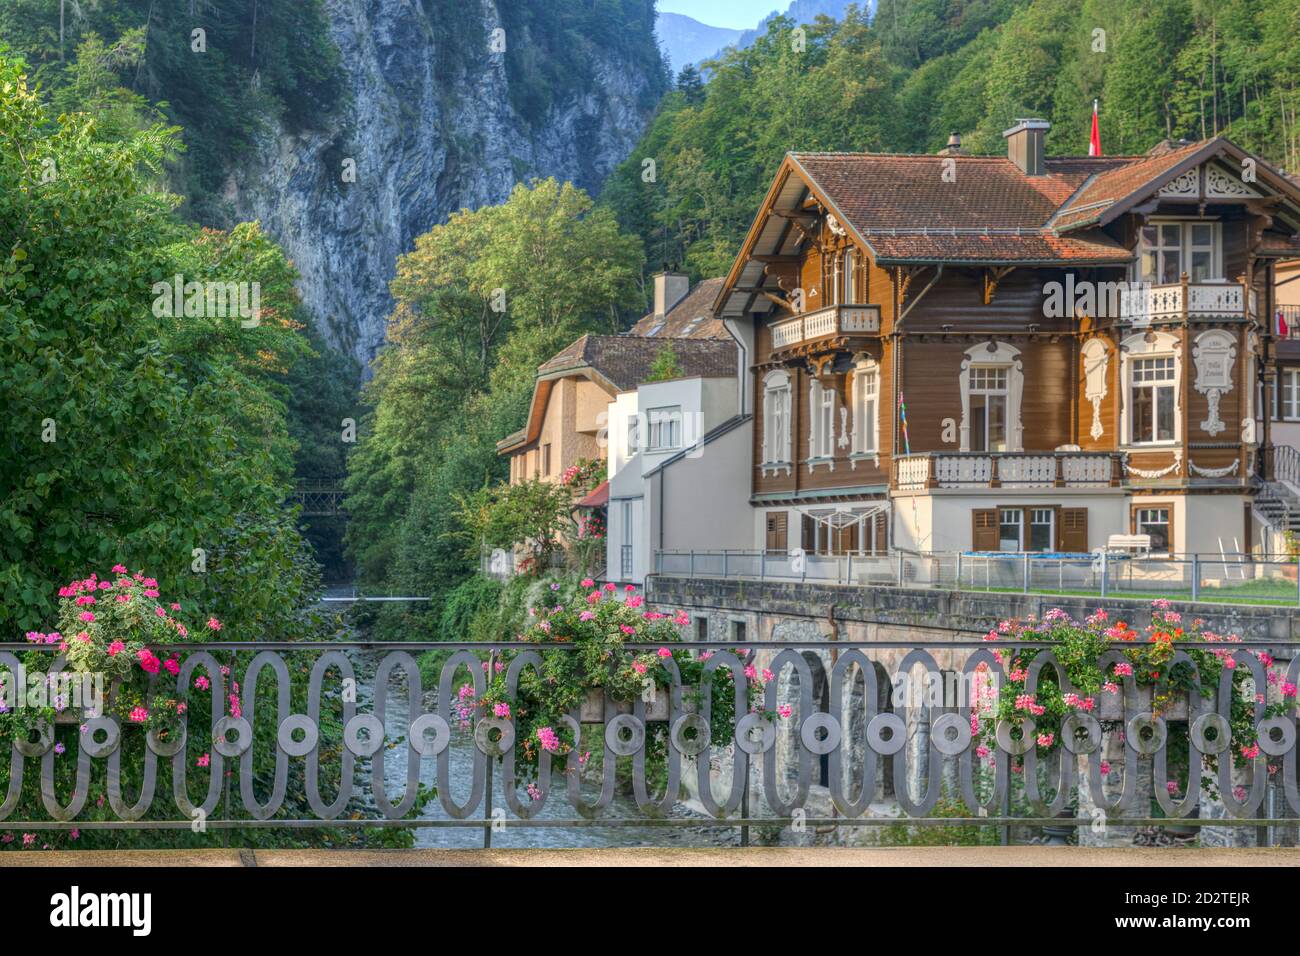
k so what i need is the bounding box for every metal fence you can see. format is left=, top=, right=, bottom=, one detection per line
left=654, top=550, right=1300, bottom=607
left=2, top=640, right=1298, bottom=842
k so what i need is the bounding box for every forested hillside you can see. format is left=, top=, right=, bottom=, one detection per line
left=606, top=0, right=1300, bottom=278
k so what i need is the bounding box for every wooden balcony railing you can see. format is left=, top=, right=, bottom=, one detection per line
left=893, top=451, right=1122, bottom=490
left=1119, top=279, right=1254, bottom=324
left=769, top=304, right=882, bottom=352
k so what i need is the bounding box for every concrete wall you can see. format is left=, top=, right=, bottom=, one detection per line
left=651, top=419, right=753, bottom=558
left=646, top=574, right=1300, bottom=641
left=650, top=574, right=1298, bottom=847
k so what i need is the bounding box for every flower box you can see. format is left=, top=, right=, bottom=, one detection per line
left=580, top=689, right=671, bottom=722
left=1099, top=684, right=1150, bottom=721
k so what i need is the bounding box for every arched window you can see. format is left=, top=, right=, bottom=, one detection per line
left=1121, top=331, right=1181, bottom=445
left=851, top=356, right=879, bottom=458
left=761, top=369, right=792, bottom=473
left=959, top=342, right=1024, bottom=452
left=809, top=377, right=837, bottom=461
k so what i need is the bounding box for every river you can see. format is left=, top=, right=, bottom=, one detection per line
left=350, top=649, right=731, bottom=849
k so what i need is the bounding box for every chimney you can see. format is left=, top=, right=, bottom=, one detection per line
left=1002, top=118, right=1050, bottom=176
left=938, top=131, right=963, bottom=156
left=653, top=270, right=690, bottom=318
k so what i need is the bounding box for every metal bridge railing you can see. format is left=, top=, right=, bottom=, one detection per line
left=2, top=640, right=1298, bottom=843
left=654, top=550, right=1300, bottom=607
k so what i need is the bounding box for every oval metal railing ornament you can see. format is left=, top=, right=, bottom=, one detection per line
left=0, top=637, right=1295, bottom=838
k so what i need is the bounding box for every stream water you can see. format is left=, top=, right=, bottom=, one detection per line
left=349, top=649, right=730, bottom=849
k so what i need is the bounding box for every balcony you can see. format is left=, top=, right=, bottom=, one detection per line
left=1119, top=280, right=1255, bottom=324
left=894, top=451, right=1122, bottom=490
left=769, top=303, right=881, bottom=354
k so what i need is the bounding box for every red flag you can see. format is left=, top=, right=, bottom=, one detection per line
left=1280, top=310, right=1290, bottom=338
left=1089, top=99, right=1102, bottom=157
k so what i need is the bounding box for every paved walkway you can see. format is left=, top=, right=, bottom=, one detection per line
left=5, top=847, right=1300, bottom=867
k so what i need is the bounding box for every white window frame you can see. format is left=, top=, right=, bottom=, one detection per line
left=1129, top=356, right=1178, bottom=444
left=959, top=342, right=1023, bottom=452
left=1281, top=368, right=1300, bottom=421
left=761, top=369, right=792, bottom=472
left=842, top=248, right=858, bottom=305
left=627, top=414, right=640, bottom=455
left=620, top=500, right=634, bottom=578
left=1028, top=508, right=1055, bottom=553
left=1120, top=331, right=1182, bottom=447
left=646, top=405, right=681, bottom=451
left=998, top=508, right=1024, bottom=552
left=1135, top=219, right=1223, bottom=284
left=808, top=377, right=837, bottom=461
left=1134, top=506, right=1172, bottom=556
left=851, top=357, right=879, bottom=457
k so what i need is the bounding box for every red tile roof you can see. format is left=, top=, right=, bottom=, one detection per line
left=789, top=152, right=1140, bottom=264
left=537, top=334, right=737, bottom=391
left=629, top=277, right=729, bottom=338
left=1050, top=141, right=1209, bottom=230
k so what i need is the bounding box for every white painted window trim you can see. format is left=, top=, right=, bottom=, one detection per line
left=1120, top=330, right=1182, bottom=446
left=959, top=342, right=1023, bottom=452
left=850, top=355, right=880, bottom=463
left=1133, top=219, right=1223, bottom=284
left=808, top=377, right=837, bottom=468
left=646, top=405, right=682, bottom=451
left=761, top=369, right=792, bottom=475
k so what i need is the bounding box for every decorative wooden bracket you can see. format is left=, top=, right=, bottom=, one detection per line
left=896, top=266, right=928, bottom=304
left=760, top=290, right=794, bottom=311
left=808, top=352, right=838, bottom=377
left=982, top=266, right=1015, bottom=305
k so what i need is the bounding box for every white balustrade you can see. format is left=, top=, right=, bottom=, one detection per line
left=896, top=456, right=930, bottom=488
left=1121, top=281, right=1250, bottom=322
left=934, top=455, right=992, bottom=487
left=1061, top=455, right=1112, bottom=485
left=770, top=317, right=804, bottom=349
left=999, top=455, right=1056, bottom=487
left=768, top=305, right=881, bottom=350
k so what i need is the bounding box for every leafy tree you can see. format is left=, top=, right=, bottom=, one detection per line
left=646, top=342, right=685, bottom=382
left=0, top=55, right=319, bottom=635
left=676, top=64, right=705, bottom=105
left=344, top=178, right=644, bottom=617
left=454, top=479, right=576, bottom=571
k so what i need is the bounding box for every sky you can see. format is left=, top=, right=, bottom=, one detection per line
left=656, top=1, right=779, bottom=30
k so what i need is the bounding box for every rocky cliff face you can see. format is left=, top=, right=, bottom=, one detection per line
left=223, top=0, right=665, bottom=364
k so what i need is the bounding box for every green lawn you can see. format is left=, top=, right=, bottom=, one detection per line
left=959, top=576, right=1300, bottom=608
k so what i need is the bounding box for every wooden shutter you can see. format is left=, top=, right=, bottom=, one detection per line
left=874, top=511, right=887, bottom=554
left=765, top=513, right=788, bottom=553
left=972, top=510, right=998, bottom=551
left=1059, top=508, right=1088, bottom=553
left=802, top=514, right=815, bottom=552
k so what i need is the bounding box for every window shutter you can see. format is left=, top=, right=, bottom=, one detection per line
left=765, top=513, right=788, bottom=553
left=1060, top=508, right=1088, bottom=553
left=972, top=510, right=998, bottom=551
left=874, top=512, right=888, bottom=554
left=802, top=515, right=815, bottom=551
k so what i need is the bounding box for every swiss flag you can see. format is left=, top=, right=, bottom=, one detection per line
left=1089, top=100, right=1102, bottom=157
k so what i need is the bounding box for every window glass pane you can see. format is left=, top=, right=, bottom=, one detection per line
left=1160, top=224, right=1181, bottom=246
left=987, top=395, right=1007, bottom=451
left=1191, top=223, right=1214, bottom=247
left=1191, top=251, right=1212, bottom=282
left=1133, top=384, right=1153, bottom=442
left=999, top=510, right=1022, bottom=552
left=1136, top=509, right=1170, bottom=552
left=1160, top=249, right=1181, bottom=283
left=1029, top=510, right=1053, bottom=552
left=1156, top=385, right=1175, bottom=441
left=971, top=394, right=987, bottom=451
